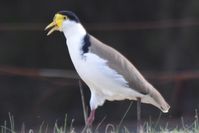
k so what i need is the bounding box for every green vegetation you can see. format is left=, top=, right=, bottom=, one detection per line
left=0, top=111, right=198, bottom=133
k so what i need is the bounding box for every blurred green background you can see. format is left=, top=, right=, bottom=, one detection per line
left=0, top=0, right=198, bottom=129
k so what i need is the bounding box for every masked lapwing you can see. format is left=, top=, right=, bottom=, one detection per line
left=45, top=11, right=170, bottom=126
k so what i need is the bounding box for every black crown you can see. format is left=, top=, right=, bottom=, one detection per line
left=57, top=11, right=80, bottom=23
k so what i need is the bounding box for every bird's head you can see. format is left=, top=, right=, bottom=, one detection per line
left=45, top=11, right=80, bottom=36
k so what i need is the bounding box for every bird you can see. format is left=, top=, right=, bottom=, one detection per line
left=45, top=11, right=170, bottom=126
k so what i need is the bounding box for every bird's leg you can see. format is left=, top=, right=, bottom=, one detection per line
left=86, top=109, right=96, bottom=126
left=137, top=97, right=143, bottom=133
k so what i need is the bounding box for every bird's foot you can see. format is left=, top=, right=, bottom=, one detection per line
left=86, top=110, right=95, bottom=126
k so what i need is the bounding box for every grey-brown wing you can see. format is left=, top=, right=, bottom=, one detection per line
left=89, top=35, right=152, bottom=95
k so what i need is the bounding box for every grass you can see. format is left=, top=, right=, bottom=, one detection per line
left=0, top=111, right=199, bottom=133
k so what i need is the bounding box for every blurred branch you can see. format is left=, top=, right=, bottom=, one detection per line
left=145, top=71, right=199, bottom=82
left=0, top=65, right=79, bottom=79
left=0, top=19, right=199, bottom=31
left=87, top=19, right=199, bottom=31
left=0, top=65, right=199, bottom=82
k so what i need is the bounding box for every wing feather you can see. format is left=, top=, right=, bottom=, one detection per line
left=88, top=34, right=170, bottom=112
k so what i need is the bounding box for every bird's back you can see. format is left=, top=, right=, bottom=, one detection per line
left=89, top=35, right=170, bottom=112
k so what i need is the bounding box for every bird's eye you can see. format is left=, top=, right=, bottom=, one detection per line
left=63, top=16, right=67, bottom=20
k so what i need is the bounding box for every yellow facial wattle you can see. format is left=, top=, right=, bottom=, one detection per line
left=45, top=13, right=68, bottom=36
left=54, top=14, right=66, bottom=28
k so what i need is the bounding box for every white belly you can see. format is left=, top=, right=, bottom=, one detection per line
left=66, top=37, right=143, bottom=110
left=63, top=26, right=148, bottom=110
left=70, top=52, right=143, bottom=101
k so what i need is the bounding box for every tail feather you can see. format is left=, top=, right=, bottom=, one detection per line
left=150, top=87, right=170, bottom=113
left=142, top=86, right=170, bottom=113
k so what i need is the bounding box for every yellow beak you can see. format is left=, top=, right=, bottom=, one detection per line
left=45, top=13, right=66, bottom=36
left=45, top=21, right=58, bottom=36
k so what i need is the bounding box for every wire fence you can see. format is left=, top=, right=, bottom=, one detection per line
left=0, top=65, right=198, bottom=82
left=0, top=19, right=199, bottom=31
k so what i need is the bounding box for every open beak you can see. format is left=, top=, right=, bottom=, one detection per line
left=45, top=21, right=58, bottom=36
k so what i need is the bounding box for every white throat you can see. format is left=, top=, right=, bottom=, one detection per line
left=62, top=20, right=87, bottom=61
left=62, top=21, right=86, bottom=40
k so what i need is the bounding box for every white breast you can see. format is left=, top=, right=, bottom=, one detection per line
left=68, top=37, right=141, bottom=92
